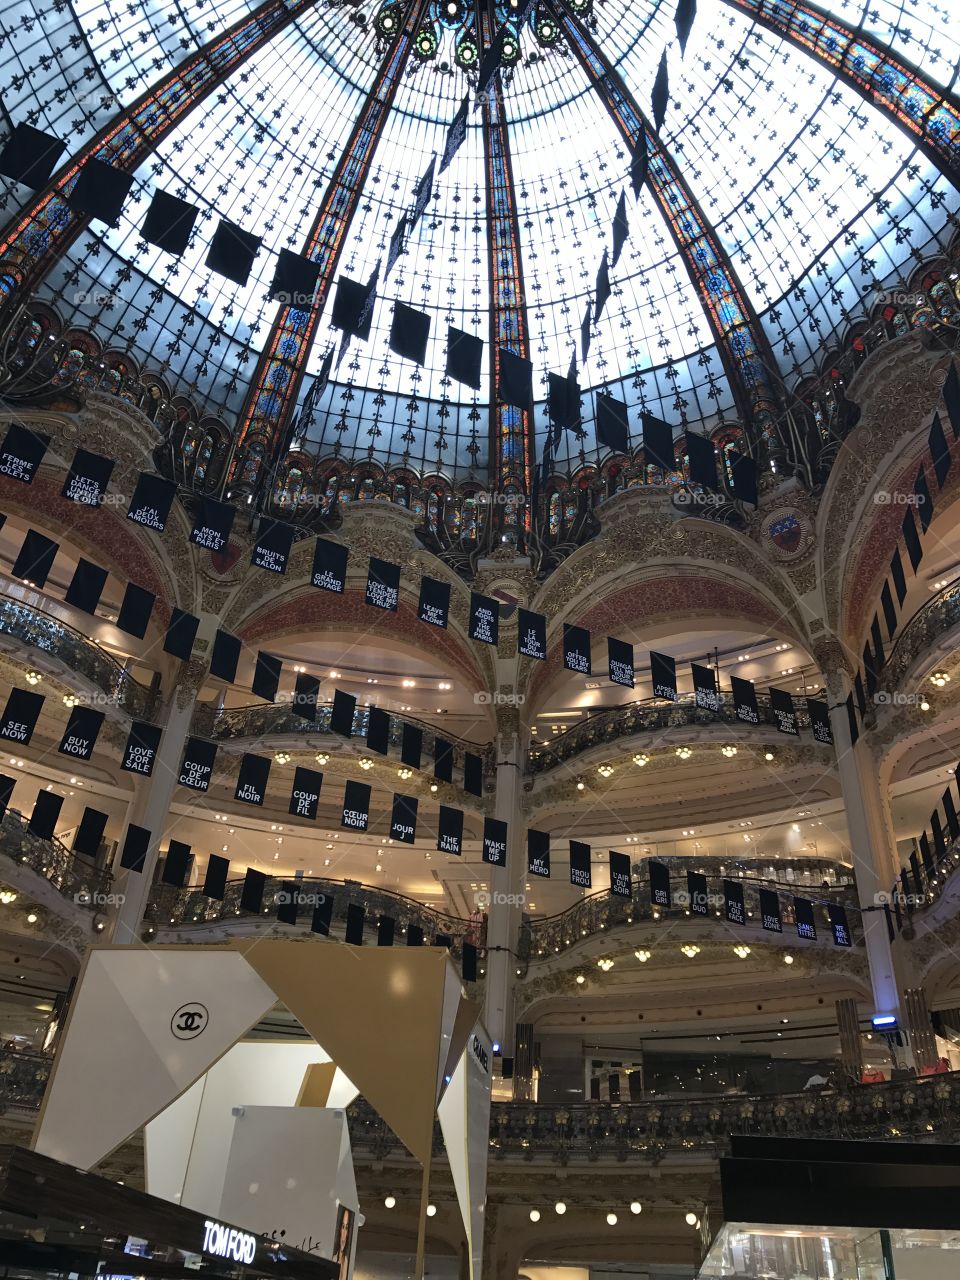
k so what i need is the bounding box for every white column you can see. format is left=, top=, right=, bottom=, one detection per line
left=482, top=728, right=525, bottom=1052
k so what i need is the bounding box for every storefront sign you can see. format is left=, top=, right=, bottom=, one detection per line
left=202, top=1220, right=257, bottom=1265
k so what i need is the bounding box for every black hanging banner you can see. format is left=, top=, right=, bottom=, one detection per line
left=59, top=706, right=104, bottom=761
left=794, top=896, right=817, bottom=941
left=563, top=624, right=591, bottom=676
left=527, top=829, right=551, bottom=879
left=691, top=661, right=719, bottom=711
left=276, top=882, right=299, bottom=927
left=731, top=675, right=760, bottom=725
left=190, top=497, right=235, bottom=554
left=0, top=423, right=49, bottom=483
left=119, top=824, right=150, bottom=873
left=570, top=840, right=592, bottom=888
left=437, top=805, right=464, bottom=855
left=331, top=689, right=357, bottom=737
left=253, top=651, right=282, bottom=703
left=203, top=854, right=230, bottom=901
left=162, top=840, right=192, bottom=888
left=609, top=850, right=632, bottom=898
left=390, top=794, right=419, bottom=844
left=723, top=879, right=746, bottom=925
left=367, top=706, right=390, bottom=754
left=65, top=559, right=108, bottom=615
left=401, top=723, right=423, bottom=770
left=687, top=869, right=709, bottom=916
left=0, top=774, right=14, bottom=821
left=294, top=672, right=319, bottom=722
left=943, top=786, right=960, bottom=841
left=127, top=472, right=177, bottom=532
left=518, top=608, right=547, bottom=661
left=342, top=780, right=371, bottom=831
left=121, top=721, right=162, bottom=777
left=252, top=519, right=295, bottom=575
left=649, top=859, right=671, bottom=908
left=62, top=448, right=114, bottom=506
left=482, top=817, right=508, bottom=866
left=434, top=738, right=454, bottom=782
left=770, top=687, right=799, bottom=736
left=289, top=766, right=323, bottom=820
left=13, top=529, right=57, bottom=587
left=178, top=737, right=218, bottom=792
left=0, top=688, right=44, bottom=745
left=29, top=790, right=63, bottom=839
left=72, top=806, right=108, bottom=857
left=881, top=581, right=898, bottom=640
left=312, top=538, right=347, bottom=592
left=210, top=629, right=241, bottom=683
left=611, top=189, right=629, bottom=268
left=759, top=887, right=783, bottom=933
left=235, top=753, right=271, bottom=806
left=650, top=651, right=678, bottom=701
left=608, top=637, right=635, bottom=689
left=418, top=577, right=450, bottom=629
left=828, top=904, right=852, bottom=947
left=366, top=557, right=401, bottom=611
left=729, top=451, right=759, bottom=508
left=164, top=608, right=200, bottom=661
left=464, top=752, right=483, bottom=797
left=469, top=592, right=499, bottom=646
left=807, top=699, right=833, bottom=745
left=117, top=583, right=155, bottom=639
left=891, top=547, right=907, bottom=605
left=596, top=392, right=630, bottom=454
left=641, top=411, right=675, bottom=472
left=240, top=867, right=267, bottom=914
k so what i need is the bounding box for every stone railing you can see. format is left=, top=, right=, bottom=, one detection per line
left=528, top=693, right=818, bottom=774
left=0, top=1049, right=51, bottom=1113
left=145, top=875, right=484, bottom=967
left=881, top=582, right=960, bottom=690
left=0, top=809, right=113, bottom=907
left=347, top=1072, right=960, bottom=1163
left=0, top=597, right=156, bottom=720
left=527, top=863, right=860, bottom=958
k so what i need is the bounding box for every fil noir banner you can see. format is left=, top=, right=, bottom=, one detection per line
left=649, top=859, right=670, bottom=908
left=127, top=472, right=177, bottom=531
left=563, top=624, right=591, bottom=675
left=418, top=576, right=450, bottom=628
left=342, top=779, right=371, bottom=831
left=650, top=651, right=678, bottom=701
left=527, top=829, right=550, bottom=878
left=759, top=887, right=783, bottom=932
left=570, top=841, right=592, bottom=888
left=58, top=706, right=104, bottom=761
left=178, top=737, right=218, bottom=792
left=390, top=794, right=418, bottom=844
left=312, top=538, right=347, bottom=592
left=437, top=804, right=463, bottom=855
left=608, top=636, right=634, bottom=689
left=235, top=753, right=271, bottom=805
left=0, top=688, right=44, bottom=744
left=518, top=607, right=547, bottom=661
left=609, top=850, right=632, bottom=898
left=470, top=592, right=499, bottom=646
left=482, top=816, right=508, bottom=866
left=121, top=722, right=162, bottom=776
left=289, top=766, right=323, bottom=820
left=731, top=675, right=760, bottom=725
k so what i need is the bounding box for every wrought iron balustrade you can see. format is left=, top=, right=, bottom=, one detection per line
left=0, top=809, right=113, bottom=908
left=0, top=1049, right=51, bottom=1112
left=881, top=582, right=960, bottom=690
left=528, top=693, right=817, bottom=774
left=0, top=597, right=156, bottom=720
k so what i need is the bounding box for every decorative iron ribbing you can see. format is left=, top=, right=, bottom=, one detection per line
left=0, top=0, right=318, bottom=300
left=724, top=0, right=960, bottom=179
left=555, top=5, right=784, bottom=450
left=229, top=0, right=431, bottom=491
left=479, top=8, right=534, bottom=504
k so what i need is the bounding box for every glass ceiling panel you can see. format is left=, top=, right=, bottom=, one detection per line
left=845, top=0, right=960, bottom=92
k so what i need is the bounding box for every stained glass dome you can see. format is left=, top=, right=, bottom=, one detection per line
left=0, top=0, right=958, bottom=486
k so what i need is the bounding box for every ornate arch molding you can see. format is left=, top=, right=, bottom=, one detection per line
left=872, top=685, right=960, bottom=783
left=816, top=342, right=953, bottom=645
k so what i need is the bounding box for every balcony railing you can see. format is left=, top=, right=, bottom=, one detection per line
left=527, top=861, right=860, bottom=958
left=881, top=582, right=960, bottom=691
left=0, top=1049, right=51, bottom=1113
left=528, top=693, right=818, bottom=774
left=0, top=809, right=113, bottom=908
left=0, top=597, right=156, bottom=720
left=346, top=1072, right=960, bottom=1162
left=145, top=875, right=485, bottom=965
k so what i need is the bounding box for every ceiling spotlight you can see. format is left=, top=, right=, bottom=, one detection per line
left=783, top=953, right=794, bottom=965
left=675, top=746, right=692, bottom=760
left=62, top=694, right=78, bottom=708
left=402, top=679, right=416, bottom=688
left=398, top=767, right=413, bottom=780
left=633, top=753, right=649, bottom=766
left=764, top=749, right=775, bottom=761
left=358, top=757, right=374, bottom=770
left=426, top=1204, right=436, bottom=1218
left=681, top=944, right=700, bottom=958
left=920, top=698, right=931, bottom=711
left=606, top=1213, right=618, bottom=1226
left=315, top=752, right=330, bottom=765
left=685, top=1212, right=698, bottom=1226
left=0, top=891, right=16, bottom=905
left=733, top=945, right=751, bottom=959
left=575, top=974, right=586, bottom=984
left=930, top=672, right=951, bottom=687
left=24, top=671, right=42, bottom=685
left=26, top=912, right=37, bottom=924
left=529, top=1209, right=541, bottom=1223
left=576, top=779, right=585, bottom=791
left=721, top=745, right=737, bottom=757
left=384, top=1195, right=396, bottom=1209
left=555, top=1201, right=566, bottom=1215
left=597, top=957, right=614, bottom=971
left=634, top=949, right=651, bottom=962
left=630, top=1201, right=642, bottom=1215
left=274, top=751, right=290, bottom=765
left=430, top=783, right=439, bottom=792
left=597, top=764, right=614, bottom=778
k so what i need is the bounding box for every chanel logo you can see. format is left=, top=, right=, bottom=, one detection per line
left=171, top=1002, right=209, bottom=1039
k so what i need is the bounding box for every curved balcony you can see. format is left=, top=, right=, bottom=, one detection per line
left=882, top=582, right=960, bottom=691
left=346, top=1072, right=960, bottom=1162
left=528, top=693, right=817, bottom=774
left=144, top=875, right=484, bottom=968
left=527, top=860, right=860, bottom=960
left=0, top=808, right=113, bottom=911
left=0, top=597, right=156, bottom=720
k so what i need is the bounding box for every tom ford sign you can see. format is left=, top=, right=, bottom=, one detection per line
left=202, top=1220, right=257, bottom=1264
